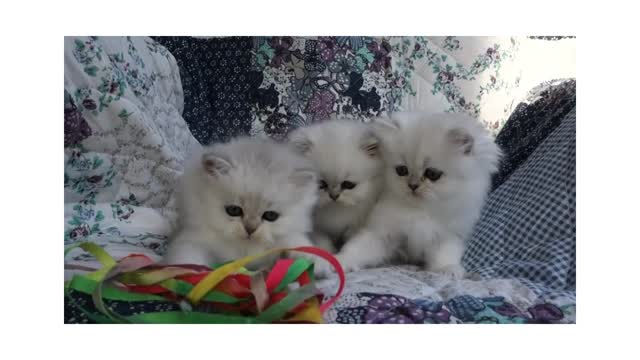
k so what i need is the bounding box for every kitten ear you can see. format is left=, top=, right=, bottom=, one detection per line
left=202, top=152, right=232, bottom=176
left=289, top=168, right=316, bottom=187
left=360, top=130, right=380, bottom=157
left=287, top=128, right=313, bottom=154
left=447, top=128, right=474, bottom=155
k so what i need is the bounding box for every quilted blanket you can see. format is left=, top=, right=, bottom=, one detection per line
left=64, top=36, right=576, bottom=324
left=64, top=37, right=199, bottom=267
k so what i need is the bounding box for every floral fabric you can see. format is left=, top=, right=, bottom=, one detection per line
left=64, top=36, right=200, bottom=271
left=330, top=293, right=574, bottom=324
left=153, top=37, right=575, bottom=143
left=247, top=37, right=396, bottom=139
left=164, top=37, right=573, bottom=143
left=389, top=36, right=523, bottom=134
left=64, top=289, right=574, bottom=324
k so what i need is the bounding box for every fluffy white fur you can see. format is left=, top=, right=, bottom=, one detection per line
left=288, top=120, right=384, bottom=252
left=336, top=112, right=501, bottom=279
left=164, top=137, right=330, bottom=274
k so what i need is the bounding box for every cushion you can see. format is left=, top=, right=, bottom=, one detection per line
left=463, top=105, right=576, bottom=301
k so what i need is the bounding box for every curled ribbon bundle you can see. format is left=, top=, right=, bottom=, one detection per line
left=64, top=243, right=345, bottom=324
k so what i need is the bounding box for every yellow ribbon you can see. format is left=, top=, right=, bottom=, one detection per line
left=187, top=247, right=286, bottom=304
left=66, top=242, right=117, bottom=281
left=68, top=243, right=327, bottom=323
left=286, top=297, right=323, bottom=323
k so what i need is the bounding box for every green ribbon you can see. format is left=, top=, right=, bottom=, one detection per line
left=67, top=275, right=246, bottom=304
left=255, top=284, right=319, bottom=323
left=65, top=242, right=323, bottom=324
left=273, top=258, right=313, bottom=293
left=127, top=311, right=257, bottom=324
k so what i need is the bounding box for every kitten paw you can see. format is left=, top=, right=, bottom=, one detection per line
left=431, top=264, right=466, bottom=280
left=311, top=233, right=338, bottom=254
left=335, top=255, right=361, bottom=273
left=312, top=260, right=332, bottom=279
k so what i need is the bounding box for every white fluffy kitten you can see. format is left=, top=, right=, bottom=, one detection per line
left=288, top=120, right=384, bottom=252
left=336, top=112, right=501, bottom=278
left=165, top=137, right=330, bottom=274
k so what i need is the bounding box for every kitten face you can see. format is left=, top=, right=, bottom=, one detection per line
left=192, top=137, right=317, bottom=246
left=377, top=112, right=500, bottom=205
left=288, top=120, right=383, bottom=208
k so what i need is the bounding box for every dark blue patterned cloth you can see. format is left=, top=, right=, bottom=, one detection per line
left=64, top=289, right=182, bottom=324
left=153, top=36, right=397, bottom=144
left=153, top=37, right=253, bottom=145
left=66, top=289, right=574, bottom=324
left=331, top=293, right=573, bottom=324
left=464, top=104, right=576, bottom=301
left=491, top=79, right=576, bottom=191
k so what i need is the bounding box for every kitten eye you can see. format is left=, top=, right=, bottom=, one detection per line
left=318, top=180, right=328, bottom=190
left=224, top=205, right=244, bottom=217
left=341, top=181, right=357, bottom=190
left=262, top=211, right=280, bottom=222
left=423, top=167, right=443, bottom=181
left=395, top=165, right=408, bottom=177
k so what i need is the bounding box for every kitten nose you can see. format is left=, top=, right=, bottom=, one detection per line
left=408, top=183, right=419, bottom=191
left=329, top=193, right=340, bottom=201
left=244, top=224, right=257, bottom=235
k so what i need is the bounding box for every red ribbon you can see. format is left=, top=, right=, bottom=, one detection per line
left=111, top=246, right=345, bottom=319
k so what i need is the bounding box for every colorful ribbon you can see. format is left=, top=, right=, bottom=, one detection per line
left=64, top=242, right=345, bottom=324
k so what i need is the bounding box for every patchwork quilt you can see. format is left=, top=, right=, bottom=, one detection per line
left=64, top=36, right=576, bottom=324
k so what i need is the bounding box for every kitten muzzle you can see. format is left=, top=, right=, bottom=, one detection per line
left=244, top=226, right=257, bottom=235
left=243, top=220, right=259, bottom=236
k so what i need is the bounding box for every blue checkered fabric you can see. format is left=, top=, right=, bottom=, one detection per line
left=463, top=107, right=576, bottom=301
